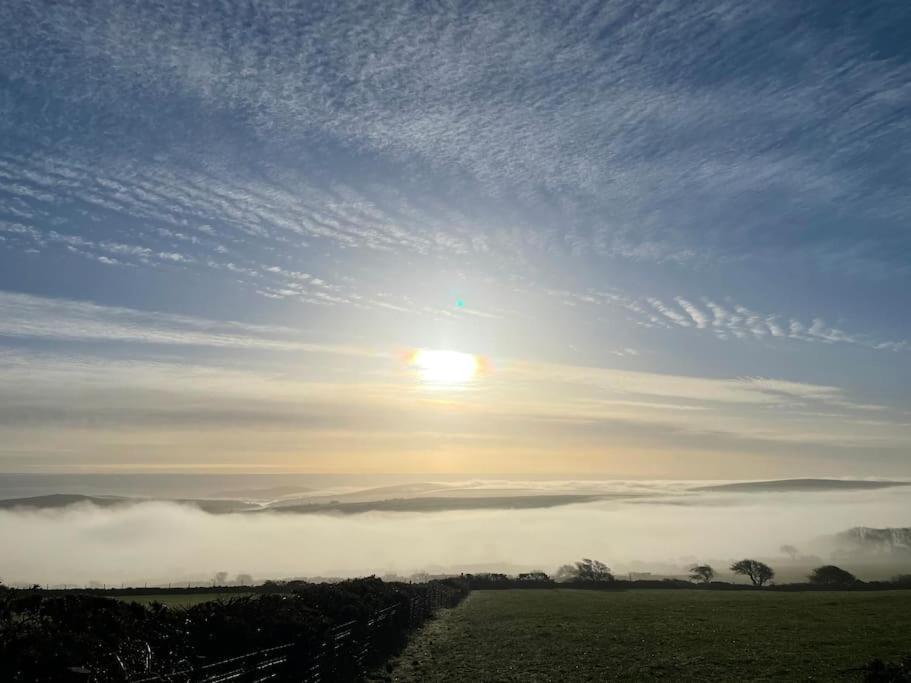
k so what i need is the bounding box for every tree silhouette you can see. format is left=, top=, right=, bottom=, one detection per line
left=556, top=558, right=613, bottom=582
left=688, top=564, right=715, bottom=584
left=555, top=564, right=577, bottom=582
left=517, top=571, right=550, bottom=582
left=730, top=559, right=774, bottom=586
left=780, top=544, right=799, bottom=561
left=576, top=558, right=613, bottom=581
left=808, top=565, right=858, bottom=586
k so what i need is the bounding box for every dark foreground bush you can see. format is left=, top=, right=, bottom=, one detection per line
left=0, top=578, right=468, bottom=682
left=865, top=656, right=911, bottom=682
left=808, top=565, right=859, bottom=586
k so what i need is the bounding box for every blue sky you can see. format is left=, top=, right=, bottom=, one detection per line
left=0, top=0, right=909, bottom=476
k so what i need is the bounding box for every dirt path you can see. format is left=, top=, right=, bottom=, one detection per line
left=369, top=593, right=474, bottom=682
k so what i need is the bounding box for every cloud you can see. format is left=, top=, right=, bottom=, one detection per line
left=647, top=298, right=691, bottom=327
left=0, top=290, right=378, bottom=354
left=8, top=289, right=884, bottom=436
left=561, top=289, right=909, bottom=353
left=0, top=1, right=909, bottom=476
left=509, top=360, right=850, bottom=408
left=675, top=297, right=708, bottom=329
left=0, top=150, right=511, bottom=318
left=1, top=0, right=909, bottom=272
left=1, top=340, right=907, bottom=473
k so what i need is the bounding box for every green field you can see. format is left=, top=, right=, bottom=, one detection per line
left=112, top=592, right=251, bottom=607
left=388, top=589, right=911, bottom=681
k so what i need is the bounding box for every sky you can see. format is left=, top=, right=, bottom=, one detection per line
left=0, top=0, right=910, bottom=477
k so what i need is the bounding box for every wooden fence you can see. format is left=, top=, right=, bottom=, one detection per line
left=128, top=584, right=460, bottom=683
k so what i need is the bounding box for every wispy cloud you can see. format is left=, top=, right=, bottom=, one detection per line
left=1, top=1, right=909, bottom=271
left=675, top=298, right=708, bottom=329
left=1, top=345, right=906, bottom=459
left=0, top=1, right=909, bottom=476
left=0, top=151, right=512, bottom=317
left=0, top=290, right=378, bottom=354
left=647, top=298, right=691, bottom=328
left=562, top=289, right=909, bottom=353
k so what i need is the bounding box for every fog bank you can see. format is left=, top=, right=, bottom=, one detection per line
left=1, top=486, right=909, bottom=585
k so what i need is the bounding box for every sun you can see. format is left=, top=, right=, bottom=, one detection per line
left=408, top=349, right=481, bottom=385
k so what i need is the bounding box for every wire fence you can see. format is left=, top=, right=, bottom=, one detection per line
left=128, top=585, right=459, bottom=683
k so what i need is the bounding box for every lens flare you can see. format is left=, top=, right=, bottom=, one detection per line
left=408, top=349, right=482, bottom=384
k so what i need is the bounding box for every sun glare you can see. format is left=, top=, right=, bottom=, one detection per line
left=409, top=349, right=481, bottom=385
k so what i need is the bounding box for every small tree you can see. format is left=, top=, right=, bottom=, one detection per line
left=575, top=558, right=613, bottom=582
left=556, top=558, right=613, bottom=582
left=688, top=564, right=715, bottom=584
left=808, top=565, right=858, bottom=586
left=780, top=544, right=799, bottom=561
left=730, top=559, right=775, bottom=587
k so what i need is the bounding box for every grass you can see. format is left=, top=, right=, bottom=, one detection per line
left=388, top=589, right=911, bottom=681
left=112, top=592, right=252, bottom=607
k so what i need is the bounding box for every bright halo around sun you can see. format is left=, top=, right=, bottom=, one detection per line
left=407, top=348, right=483, bottom=385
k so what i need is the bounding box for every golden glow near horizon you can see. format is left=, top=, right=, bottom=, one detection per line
left=408, top=348, right=482, bottom=385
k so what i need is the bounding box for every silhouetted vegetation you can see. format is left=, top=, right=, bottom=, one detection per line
left=780, top=544, right=799, bottom=560
left=730, top=559, right=775, bottom=586
left=0, top=578, right=468, bottom=682
left=555, top=558, right=613, bottom=582
left=808, top=564, right=859, bottom=586
left=6, top=562, right=911, bottom=680
left=688, top=564, right=714, bottom=584
left=459, top=563, right=911, bottom=592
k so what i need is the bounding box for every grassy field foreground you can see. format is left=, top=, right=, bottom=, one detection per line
left=112, top=592, right=252, bottom=607
left=387, top=589, right=911, bottom=681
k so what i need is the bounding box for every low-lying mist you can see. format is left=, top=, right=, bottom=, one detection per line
left=2, top=485, right=909, bottom=586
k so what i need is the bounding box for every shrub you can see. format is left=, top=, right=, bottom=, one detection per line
left=808, top=565, right=858, bottom=586
left=0, top=578, right=468, bottom=682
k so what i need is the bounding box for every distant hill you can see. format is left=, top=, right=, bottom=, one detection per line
left=259, top=494, right=606, bottom=514
left=211, top=485, right=312, bottom=501
left=0, top=494, right=129, bottom=508
left=0, top=489, right=615, bottom=514
left=691, top=478, right=910, bottom=493
left=0, top=493, right=260, bottom=514
left=265, top=482, right=453, bottom=508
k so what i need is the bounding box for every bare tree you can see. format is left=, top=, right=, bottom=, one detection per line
left=730, top=559, right=774, bottom=586
left=235, top=573, right=253, bottom=586
left=213, top=571, right=229, bottom=586
left=780, top=544, right=799, bottom=561
left=688, top=564, right=715, bottom=584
